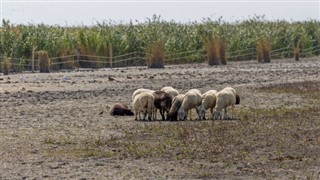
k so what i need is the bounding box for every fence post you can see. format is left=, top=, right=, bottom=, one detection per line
left=76, top=47, right=80, bottom=70
left=32, top=46, right=36, bottom=73
left=251, top=45, right=255, bottom=61
left=109, top=43, right=113, bottom=68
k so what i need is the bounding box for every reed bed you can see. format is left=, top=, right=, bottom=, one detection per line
left=0, top=16, right=319, bottom=70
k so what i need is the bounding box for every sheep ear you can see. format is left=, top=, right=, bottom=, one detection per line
left=236, top=94, right=240, bottom=105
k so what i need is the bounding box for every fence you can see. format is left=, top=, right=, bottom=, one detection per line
left=0, top=44, right=320, bottom=73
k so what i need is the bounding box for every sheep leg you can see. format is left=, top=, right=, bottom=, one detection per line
left=160, top=108, right=165, bottom=121
left=209, top=107, right=214, bottom=120
left=218, top=110, right=222, bottom=120
left=231, top=105, right=234, bottom=120
left=223, top=108, right=227, bottom=120
left=135, top=110, right=138, bottom=121
left=152, top=108, right=156, bottom=120
left=148, top=109, right=152, bottom=121
left=196, top=107, right=203, bottom=120
left=142, top=110, right=147, bottom=121
left=224, top=108, right=230, bottom=120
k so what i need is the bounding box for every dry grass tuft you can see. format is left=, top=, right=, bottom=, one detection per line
left=147, top=41, right=165, bottom=68
left=38, top=51, right=50, bottom=73
left=206, top=38, right=220, bottom=65
left=256, top=38, right=271, bottom=63
left=1, top=56, right=11, bottom=75
left=205, top=38, right=227, bottom=65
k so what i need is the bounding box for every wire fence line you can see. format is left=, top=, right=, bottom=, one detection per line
left=0, top=44, right=319, bottom=73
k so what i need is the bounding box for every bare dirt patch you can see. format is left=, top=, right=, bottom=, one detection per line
left=1, top=57, right=320, bottom=179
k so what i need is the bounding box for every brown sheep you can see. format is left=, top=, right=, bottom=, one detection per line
left=152, top=91, right=172, bottom=120
left=110, top=103, right=134, bottom=116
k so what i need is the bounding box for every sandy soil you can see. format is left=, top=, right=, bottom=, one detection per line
left=1, top=57, right=320, bottom=179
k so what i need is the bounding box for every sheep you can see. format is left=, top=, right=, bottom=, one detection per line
left=132, top=88, right=155, bottom=101
left=187, top=88, right=201, bottom=95
left=177, top=89, right=202, bottom=120
left=166, top=94, right=185, bottom=121
left=110, top=103, right=134, bottom=116
left=132, top=92, right=154, bottom=121
left=132, top=88, right=155, bottom=118
left=152, top=91, right=172, bottom=120
left=160, top=86, right=179, bottom=99
left=197, top=90, right=218, bottom=120
left=213, top=87, right=240, bottom=120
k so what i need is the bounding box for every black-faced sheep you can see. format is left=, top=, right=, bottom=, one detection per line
left=178, top=89, right=202, bottom=120
left=133, top=92, right=155, bottom=121
left=161, top=86, right=179, bottom=99
left=166, top=94, right=185, bottom=121
left=197, top=90, right=218, bottom=120
left=213, top=87, right=240, bottom=120
left=110, top=103, right=134, bottom=116
left=152, top=90, right=172, bottom=120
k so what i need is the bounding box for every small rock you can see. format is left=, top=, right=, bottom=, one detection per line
left=4, top=90, right=10, bottom=94
left=22, top=87, right=26, bottom=91
left=108, top=76, right=115, bottom=81
left=95, top=162, right=104, bottom=166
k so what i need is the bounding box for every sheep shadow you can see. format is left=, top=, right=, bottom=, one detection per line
left=134, top=117, right=241, bottom=123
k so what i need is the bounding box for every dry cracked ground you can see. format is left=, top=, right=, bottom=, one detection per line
left=1, top=57, right=320, bottom=179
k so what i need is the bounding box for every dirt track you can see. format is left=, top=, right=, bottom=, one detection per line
left=1, top=57, right=320, bottom=179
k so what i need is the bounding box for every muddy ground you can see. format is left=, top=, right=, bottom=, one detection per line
left=1, top=57, right=320, bottom=179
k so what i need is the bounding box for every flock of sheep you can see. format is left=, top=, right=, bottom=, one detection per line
left=110, top=86, right=240, bottom=121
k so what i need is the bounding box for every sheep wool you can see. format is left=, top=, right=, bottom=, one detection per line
left=133, top=92, right=155, bottom=121
left=178, top=89, right=202, bottom=120
left=197, top=90, right=218, bottom=120
left=161, top=86, right=179, bottom=99
left=132, top=88, right=155, bottom=101
left=214, top=87, right=237, bottom=120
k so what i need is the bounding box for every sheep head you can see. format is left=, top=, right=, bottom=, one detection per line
left=196, top=106, right=206, bottom=120
left=178, top=108, right=186, bottom=120
left=167, top=111, right=177, bottom=121
left=236, top=94, right=240, bottom=105
left=213, top=110, right=222, bottom=120
left=125, top=109, right=134, bottom=116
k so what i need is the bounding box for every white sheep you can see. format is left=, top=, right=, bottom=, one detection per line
left=132, top=92, right=155, bottom=121
left=160, top=86, right=179, bottom=98
left=213, top=87, right=239, bottom=120
left=187, top=89, right=201, bottom=95
left=177, top=89, right=202, bottom=120
left=132, top=88, right=155, bottom=101
left=132, top=88, right=155, bottom=119
left=197, top=90, right=218, bottom=120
